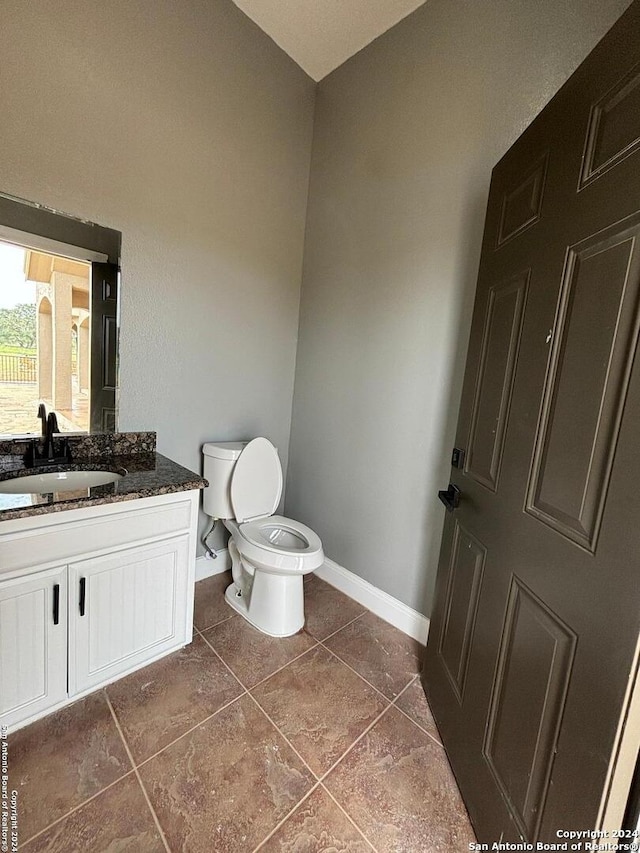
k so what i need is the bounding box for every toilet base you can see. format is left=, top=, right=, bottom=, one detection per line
left=224, top=569, right=306, bottom=637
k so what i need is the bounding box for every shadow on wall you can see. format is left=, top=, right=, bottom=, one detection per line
left=415, top=187, right=491, bottom=617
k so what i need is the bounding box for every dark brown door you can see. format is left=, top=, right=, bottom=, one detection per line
left=423, top=2, right=640, bottom=842
left=90, top=261, right=119, bottom=432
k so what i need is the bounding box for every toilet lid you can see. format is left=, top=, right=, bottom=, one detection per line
left=230, top=437, right=283, bottom=523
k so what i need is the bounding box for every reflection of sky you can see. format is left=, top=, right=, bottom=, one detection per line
left=0, top=492, right=41, bottom=508
left=0, top=242, right=36, bottom=308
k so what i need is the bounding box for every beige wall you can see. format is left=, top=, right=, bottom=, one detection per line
left=0, top=0, right=315, bottom=550
left=285, top=0, right=633, bottom=614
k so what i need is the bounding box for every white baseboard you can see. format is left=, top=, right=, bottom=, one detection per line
left=316, top=557, right=430, bottom=645
left=195, top=548, right=231, bottom=581
left=195, top=550, right=429, bottom=644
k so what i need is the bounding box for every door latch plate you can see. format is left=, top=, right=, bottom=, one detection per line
left=451, top=447, right=465, bottom=469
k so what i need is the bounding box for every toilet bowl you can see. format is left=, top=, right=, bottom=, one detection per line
left=202, top=438, right=324, bottom=637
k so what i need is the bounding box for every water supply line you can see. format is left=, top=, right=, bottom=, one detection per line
left=203, top=517, right=218, bottom=559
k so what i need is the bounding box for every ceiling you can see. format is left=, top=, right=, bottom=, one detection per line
left=233, top=0, right=427, bottom=81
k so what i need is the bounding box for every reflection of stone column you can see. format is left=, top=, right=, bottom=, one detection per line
left=78, top=319, right=89, bottom=393
left=51, top=272, right=73, bottom=410
left=37, top=296, right=53, bottom=402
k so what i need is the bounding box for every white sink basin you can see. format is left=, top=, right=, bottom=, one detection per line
left=0, top=470, right=123, bottom=494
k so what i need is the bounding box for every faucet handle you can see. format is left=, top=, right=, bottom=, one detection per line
left=23, top=439, right=37, bottom=467
left=47, top=412, right=60, bottom=434
left=57, top=436, right=72, bottom=461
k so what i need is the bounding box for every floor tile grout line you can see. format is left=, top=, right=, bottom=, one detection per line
left=193, top=625, right=252, bottom=692
left=389, top=673, right=419, bottom=706
left=194, top=612, right=235, bottom=633
left=247, top=649, right=428, bottom=823
left=391, top=699, right=444, bottom=748
left=247, top=640, right=322, bottom=692
left=389, top=674, right=444, bottom=747
left=246, top=692, right=321, bottom=782
left=197, top=576, right=367, bottom=676
left=16, top=768, right=138, bottom=850
left=197, top=583, right=377, bottom=695
left=246, top=693, right=338, bottom=851
left=132, top=690, right=247, bottom=771
left=200, top=592, right=414, bottom=707
left=104, top=692, right=172, bottom=853
left=197, top=621, right=324, bottom=694
left=320, top=782, right=381, bottom=853
left=318, top=639, right=402, bottom=704
left=317, top=700, right=395, bottom=786
left=396, top=673, right=419, bottom=694
left=199, top=613, right=420, bottom=823
left=250, top=781, right=322, bottom=853
left=312, top=609, right=367, bottom=644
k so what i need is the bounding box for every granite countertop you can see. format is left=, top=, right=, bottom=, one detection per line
left=0, top=431, right=207, bottom=522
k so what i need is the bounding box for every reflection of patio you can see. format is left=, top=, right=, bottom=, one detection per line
left=0, top=380, right=88, bottom=435
left=28, top=251, right=90, bottom=414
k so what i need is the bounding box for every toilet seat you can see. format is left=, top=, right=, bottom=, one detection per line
left=239, top=515, right=322, bottom=555
left=228, top=514, right=324, bottom=575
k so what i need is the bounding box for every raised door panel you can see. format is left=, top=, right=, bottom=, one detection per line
left=69, top=535, right=190, bottom=695
left=526, top=216, right=640, bottom=551
left=0, top=566, right=67, bottom=728
left=437, top=521, right=486, bottom=703
left=497, top=154, right=548, bottom=246
left=581, top=62, right=640, bottom=188
left=483, top=577, right=577, bottom=841
left=466, top=271, right=529, bottom=491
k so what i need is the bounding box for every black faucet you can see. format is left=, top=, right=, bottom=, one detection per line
left=44, top=411, right=60, bottom=460
left=37, top=402, right=47, bottom=437
left=23, top=406, right=72, bottom=467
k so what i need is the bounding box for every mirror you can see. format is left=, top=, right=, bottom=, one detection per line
left=0, top=193, right=121, bottom=436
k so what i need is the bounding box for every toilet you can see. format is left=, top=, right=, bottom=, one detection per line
left=202, top=438, right=324, bottom=637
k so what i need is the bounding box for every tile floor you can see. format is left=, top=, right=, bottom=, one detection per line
left=7, top=572, right=476, bottom=852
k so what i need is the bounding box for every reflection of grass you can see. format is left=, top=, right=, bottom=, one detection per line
left=0, top=344, right=36, bottom=356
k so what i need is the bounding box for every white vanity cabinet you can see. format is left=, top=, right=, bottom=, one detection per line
left=0, top=490, right=199, bottom=731
left=0, top=565, right=68, bottom=726
left=68, top=535, right=190, bottom=695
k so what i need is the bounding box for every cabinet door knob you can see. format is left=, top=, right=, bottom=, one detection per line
left=79, top=577, right=86, bottom=616
left=53, top=584, right=60, bottom=625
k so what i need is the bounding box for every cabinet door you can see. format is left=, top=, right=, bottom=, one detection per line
left=68, top=536, right=190, bottom=695
left=0, top=566, right=67, bottom=729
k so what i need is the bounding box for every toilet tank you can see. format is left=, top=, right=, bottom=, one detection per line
left=202, top=441, right=248, bottom=518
